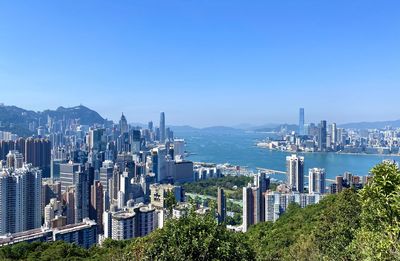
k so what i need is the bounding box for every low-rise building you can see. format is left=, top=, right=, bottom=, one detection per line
left=0, top=218, right=97, bottom=249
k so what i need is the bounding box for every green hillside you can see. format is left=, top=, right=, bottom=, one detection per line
left=1, top=162, right=399, bottom=260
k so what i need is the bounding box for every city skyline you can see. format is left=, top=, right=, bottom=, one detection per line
left=0, top=1, right=398, bottom=259
left=2, top=102, right=400, bottom=130
left=1, top=1, right=400, bottom=126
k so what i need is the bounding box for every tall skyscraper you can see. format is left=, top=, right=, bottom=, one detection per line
left=299, top=108, right=305, bottom=135
left=0, top=140, right=15, bottom=161
left=74, top=171, right=90, bottom=224
left=24, top=138, right=51, bottom=177
left=336, top=176, right=344, bottom=193
left=59, top=162, right=82, bottom=192
left=0, top=164, right=42, bottom=234
left=87, top=128, right=105, bottom=152
left=286, top=154, right=304, bottom=193
left=148, top=121, right=153, bottom=132
left=173, top=139, right=185, bottom=160
left=242, top=185, right=260, bottom=232
left=63, top=187, right=76, bottom=225
left=99, top=160, right=114, bottom=194
left=254, top=172, right=270, bottom=222
left=15, top=138, right=26, bottom=158
left=130, top=130, right=141, bottom=153
left=42, top=179, right=62, bottom=218
left=110, top=167, right=120, bottom=203
left=160, top=112, right=166, bottom=143
left=119, top=113, right=128, bottom=134
left=308, top=168, right=326, bottom=194
left=217, top=187, right=226, bottom=224
left=6, top=150, right=24, bottom=169
left=318, top=120, right=327, bottom=151
left=331, top=123, right=337, bottom=148
left=90, top=181, right=104, bottom=234
left=152, top=147, right=167, bottom=182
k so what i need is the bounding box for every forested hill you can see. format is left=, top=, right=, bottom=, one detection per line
left=1, top=162, right=399, bottom=260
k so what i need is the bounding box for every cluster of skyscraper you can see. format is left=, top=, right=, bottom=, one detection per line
left=260, top=108, right=346, bottom=153
left=242, top=155, right=326, bottom=231
left=268, top=107, right=400, bottom=154
left=0, top=111, right=196, bottom=248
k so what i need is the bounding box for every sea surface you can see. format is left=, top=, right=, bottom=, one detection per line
left=174, top=129, right=400, bottom=180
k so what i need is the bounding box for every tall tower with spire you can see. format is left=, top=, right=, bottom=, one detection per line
left=119, top=113, right=128, bottom=134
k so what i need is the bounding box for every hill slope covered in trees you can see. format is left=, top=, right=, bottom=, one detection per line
left=1, top=162, right=399, bottom=260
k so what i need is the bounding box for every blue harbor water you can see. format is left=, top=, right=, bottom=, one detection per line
left=175, top=129, right=400, bottom=180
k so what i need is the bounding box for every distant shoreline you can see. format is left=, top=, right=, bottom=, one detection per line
left=256, top=145, right=400, bottom=158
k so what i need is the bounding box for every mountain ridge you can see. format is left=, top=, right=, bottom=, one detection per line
left=0, top=104, right=107, bottom=136
left=1, top=104, right=399, bottom=137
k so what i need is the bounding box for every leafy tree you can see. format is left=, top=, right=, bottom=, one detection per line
left=247, top=190, right=361, bottom=260
left=165, top=190, right=177, bottom=218
left=131, top=209, right=255, bottom=260
left=313, top=188, right=361, bottom=260
left=351, top=162, right=400, bottom=260
left=285, top=234, right=321, bottom=261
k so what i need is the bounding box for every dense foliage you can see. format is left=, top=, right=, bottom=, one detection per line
left=350, top=162, right=400, bottom=260
left=247, top=188, right=361, bottom=260
left=182, top=175, right=253, bottom=200
left=1, top=162, right=399, bottom=260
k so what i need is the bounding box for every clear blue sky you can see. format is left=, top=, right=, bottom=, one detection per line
left=0, top=1, right=399, bottom=127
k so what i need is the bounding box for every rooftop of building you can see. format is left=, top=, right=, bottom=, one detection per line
left=0, top=227, right=51, bottom=244
left=149, top=183, right=178, bottom=189
left=139, top=205, right=156, bottom=213
left=112, top=211, right=135, bottom=220
left=53, top=218, right=96, bottom=234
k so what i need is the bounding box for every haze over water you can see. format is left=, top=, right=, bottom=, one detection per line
left=175, top=130, right=400, bottom=180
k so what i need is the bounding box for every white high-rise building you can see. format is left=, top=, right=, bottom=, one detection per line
left=59, top=162, right=81, bottom=193
left=102, top=204, right=158, bottom=240
left=264, top=192, right=323, bottom=222
left=0, top=164, right=42, bottom=234
left=173, top=139, right=185, bottom=160
left=309, top=168, right=326, bottom=194
left=286, top=155, right=304, bottom=193
left=331, top=123, right=337, bottom=148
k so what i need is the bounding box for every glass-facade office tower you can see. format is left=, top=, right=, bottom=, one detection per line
left=160, top=112, right=165, bottom=143
left=299, top=108, right=305, bottom=135
left=318, top=120, right=327, bottom=151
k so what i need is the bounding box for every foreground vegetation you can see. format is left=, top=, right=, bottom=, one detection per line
left=181, top=175, right=253, bottom=200
left=1, top=162, right=400, bottom=260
